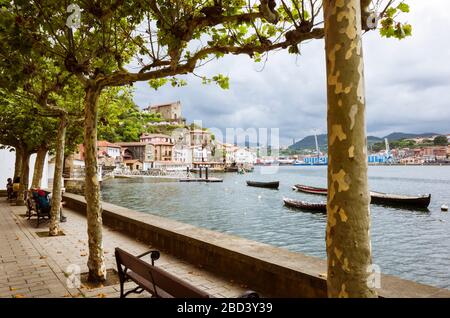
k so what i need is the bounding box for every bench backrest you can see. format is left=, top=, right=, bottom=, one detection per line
left=115, top=248, right=210, bottom=298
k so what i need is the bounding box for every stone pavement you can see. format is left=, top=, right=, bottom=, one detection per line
left=0, top=200, right=249, bottom=298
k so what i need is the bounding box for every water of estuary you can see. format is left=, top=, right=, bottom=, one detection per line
left=102, top=165, right=450, bottom=289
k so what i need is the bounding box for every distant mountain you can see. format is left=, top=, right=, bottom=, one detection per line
left=382, top=132, right=437, bottom=141
left=289, top=132, right=438, bottom=150
left=290, top=134, right=327, bottom=150
left=368, top=136, right=383, bottom=144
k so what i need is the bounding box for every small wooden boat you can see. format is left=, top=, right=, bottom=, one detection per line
left=246, top=181, right=279, bottom=189
left=283, top=198, right=326, bottom=213
left=293, top=184, right=431, bottom=208
left=294, top=184, right=327, bottom=195
left=370, top=191, right=431, bottom=208
left=441, top=204, right=448, bottom=212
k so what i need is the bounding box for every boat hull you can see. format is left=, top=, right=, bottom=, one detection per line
left=370, top=191, right=431, bottom=208
left=246, top=181, right=279, bottom=189
left=294, top=185, right=327, bottom=195
left=283, top=198, right=326, bottom=213
left=293, top=184, right=431, bottom=208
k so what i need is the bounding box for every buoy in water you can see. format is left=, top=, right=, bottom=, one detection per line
left=441, top=204, right=449, bottom=212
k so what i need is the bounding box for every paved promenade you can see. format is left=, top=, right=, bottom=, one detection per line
left=0, top=200, right=248, bottom=298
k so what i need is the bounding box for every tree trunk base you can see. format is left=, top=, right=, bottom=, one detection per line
left=88, top=272, right=107, bottom=284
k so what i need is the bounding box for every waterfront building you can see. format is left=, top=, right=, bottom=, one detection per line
left=368, top=154, right=388, bottom=164
left=399, top=157, right=425, bottom=165
left=123, top=159, right=143, bottom=171
left=97, top=141, right=122, bottom=168
left=140, top=133, right=174, bottom=161
left=142, top=101, right=184, bottom=123
left=418, top=146, right=448, bottom=162
left=97, top=141, right=121, bottom=159
left=214, top=142, right=239, bottom=164
left=115, top=142, right=154, bottom=170
left=235, top=148, right=257, bottom=164
left=304, top=156, right=328, bottom=165
left=192, top=145, right=211, bottom=162
left=189, top=129, right=211, bottom=147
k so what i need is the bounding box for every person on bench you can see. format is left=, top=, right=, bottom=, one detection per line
left=6, top=178, right=14, bottom=200
left=32, top=189, right=67, bottom=222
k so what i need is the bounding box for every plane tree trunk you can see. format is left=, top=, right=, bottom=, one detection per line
left=323, top=0, right=376, bottom=298
left=49, top=115, right=67, bottom=236
left=14, top=146, right=24, bottom=180
left=84, top=84, right=106, bottom=283
left=17, top=152, right=31, bottom=206
left=31, top=146, right=48, bottom=188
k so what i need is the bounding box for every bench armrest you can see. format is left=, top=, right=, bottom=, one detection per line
left=136, top=250, right=160, bottom=266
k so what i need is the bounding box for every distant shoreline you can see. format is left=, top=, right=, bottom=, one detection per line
left=256, top=163, right=450, bottom=167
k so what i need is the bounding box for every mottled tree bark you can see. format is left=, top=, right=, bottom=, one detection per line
left=31, top=146, right=48, bottom=188
left=17, top=152, right=31, bottom=206
left=323, top=0, right=376, bottom=297
left=84, top=85, right=106, bottom=282
left=14, top=146, right=24, bottom=180
left=49, top=115, right=67, bottom=236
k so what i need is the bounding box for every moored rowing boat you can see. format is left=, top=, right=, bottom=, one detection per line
left=246, top=181, right=280, bottom=189
left=293, top=184, right=431, bottom=208
left=283, top=198, right=327, bottom=213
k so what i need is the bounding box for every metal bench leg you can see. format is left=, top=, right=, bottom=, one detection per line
left=122, top=286, right=145, bottom=298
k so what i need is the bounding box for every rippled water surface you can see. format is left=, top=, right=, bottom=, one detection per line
left=101, top=166, right=450, bottom=289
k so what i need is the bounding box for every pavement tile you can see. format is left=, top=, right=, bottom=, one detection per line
left=0, top=200, right=248, bottom=298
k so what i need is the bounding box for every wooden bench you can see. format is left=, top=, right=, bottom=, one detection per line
left=115, top=247, right=259, bottom=298
left=27, top=190, right=51, bottom=228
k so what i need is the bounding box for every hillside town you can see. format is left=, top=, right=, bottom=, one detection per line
left=65, top=101, right=257, bottom=179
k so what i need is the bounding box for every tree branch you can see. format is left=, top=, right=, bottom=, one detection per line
left=98, top=28, right=324, bottom=88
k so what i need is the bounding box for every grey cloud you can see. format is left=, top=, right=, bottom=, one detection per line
left=134, top=0, right=450, bottom=146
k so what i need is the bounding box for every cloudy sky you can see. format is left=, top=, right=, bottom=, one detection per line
left=132, top=1, right=450, bottom=146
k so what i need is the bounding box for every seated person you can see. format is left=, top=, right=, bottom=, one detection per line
left=32, top=189, right=51, bottom=213
left=32, top=189, right=67, bottom=222
left=12, top=177, right=20, bottom=198
left=6, top=178, right=14, bottom=200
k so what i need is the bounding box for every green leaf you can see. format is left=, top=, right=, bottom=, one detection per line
left=148, top=78, right=168, bottom=90
left=397, top=3, right=410, bottom=13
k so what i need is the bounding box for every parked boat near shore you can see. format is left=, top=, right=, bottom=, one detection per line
left=293, top=184, right=431, bottom=208
left=283, top=198, right=327, bottom=213
left=293, top=185, right=327, bottom=195
left=246, top=181, right=279, bottom=189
